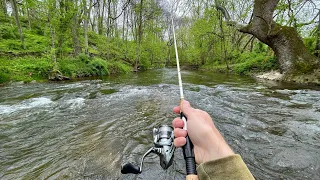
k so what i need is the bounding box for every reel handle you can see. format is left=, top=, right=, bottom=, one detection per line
left=181, top=112, right=197, bottom=176
left=121, top=163, right=141, bottom=174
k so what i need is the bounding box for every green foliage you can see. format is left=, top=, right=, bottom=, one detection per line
left=0, top=57, right=53, bottom=82
left=0, top=67, right=10, bottom=84
left=107, top=60, right=132, bottom=74
left=0, top=25, right=18, bottom=39
left=89, top=58, right=109, bottom=76
left=233, top=53, right=279, bottom=74
left=0, top=55, right=133, bottom=83
left=78, top=53, right=90, bottom=63
left=57, top=57, right=82, bottom=77
left=22, top=58, right=53, bottom=77
left=304, top=37, right=316, bottom=53
left=0, top=23, right=49, bottom=52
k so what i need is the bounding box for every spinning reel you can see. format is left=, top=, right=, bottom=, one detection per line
left=121, top=125, right=175, bottom=174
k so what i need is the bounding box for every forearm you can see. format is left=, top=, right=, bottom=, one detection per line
left=197, top=154, right=254, bottom=180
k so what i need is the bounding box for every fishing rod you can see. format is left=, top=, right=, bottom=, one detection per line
left=171, top=17, right=198, bottom=180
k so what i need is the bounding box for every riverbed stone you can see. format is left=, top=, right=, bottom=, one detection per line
left=271, top=148, right=315, bottom=170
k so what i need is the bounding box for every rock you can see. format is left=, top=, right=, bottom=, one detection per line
left=255, top=69, right=320, bottom=85
left=256, top=71, right=284, bottom=81
left=48, top=70, right=70, bottom=81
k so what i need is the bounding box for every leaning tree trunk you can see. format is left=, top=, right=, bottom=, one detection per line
left=218, top=0, right=319, bottom=83
left=239, top=0, right=319, bottom=75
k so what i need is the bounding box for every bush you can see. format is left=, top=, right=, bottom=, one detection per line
left=77, top=53, right=89, bottom=63
left=0, top=67, right=10, bottom=83
left=58, top=57, right=88, bottom=77
left=23, top=59, right=53, bottom=77
left=233, top=53, right=279, bottom=74
left=0, top=57, right=54, bottom=82
left=0, top=25, right=18, bottom=39
left=108, top=60, right=131, bottom=74
left=89, top=58, right=109, bottom=76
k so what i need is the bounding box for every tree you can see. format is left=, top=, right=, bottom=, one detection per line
left=82, top=0, right=89, bottom=54
left=70, top=0, right=81, bottom=56
left=217, top=0, right=320, bottom=82
left=135, top=0, right=144, bottom=71
left=10, top=0, right=26, bottom=49
left=316, top=10, right=320, bottom=57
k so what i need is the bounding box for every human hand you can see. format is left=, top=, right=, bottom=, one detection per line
left=172, top=100, right=234, bottom=164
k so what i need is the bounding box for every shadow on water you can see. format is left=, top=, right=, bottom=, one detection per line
left=0, top=68, right=319, bottom=179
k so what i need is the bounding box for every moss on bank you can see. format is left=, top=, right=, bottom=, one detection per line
left=0, top=55, right=132, bottom=84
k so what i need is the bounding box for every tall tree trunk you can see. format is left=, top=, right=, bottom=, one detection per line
left=219, top=11, right=229, bottom=70
left=98, top=0, right=106, bottom=35
left=25, top=0, right=32, bottom=30
left=106, top=0, right=111, bottom=37
left=26, top=7, right=31, bottom=29
left=49, top=14, right=57, bottom=66
left=58, top=0, right=68, bottom=58
left=48, top=1, right=57, bottom=66
left=71, top=8, right=81, bottom=56
left=122, top=8, right=126, bottom=39
left=315, top=10, right=320, bottom=58
left=218, top=0, right=319, bottom=76
left=135, top=0, right=144, bottom=71
left=10, top=0, right=25, bottom=49
left=83, top=0, right=92, bottom=55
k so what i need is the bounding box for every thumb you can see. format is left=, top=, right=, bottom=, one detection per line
left=181, top=100, right=194, bottom=117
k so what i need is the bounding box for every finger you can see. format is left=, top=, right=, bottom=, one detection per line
left=172, top=118, right=184, bottom=128
left=174, top=137, right=186, bottom=147
left=173, top=106, right=180, bottom=114
left=174, top=128, right=187, bottom=138
left=173, top=100, right=192, bottom=114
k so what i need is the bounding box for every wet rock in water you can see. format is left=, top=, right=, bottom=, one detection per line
left=188, top=86, right=201, bottom=92
left=266, top=126, right=287, bottom=136
left=242, top=134, right=271, bottom=143
left=271, top=149, right=314, bottom=170
left=48, top=70, right=70, bottom=81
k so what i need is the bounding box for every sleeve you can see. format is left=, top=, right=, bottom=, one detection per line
left=196, top=154, right=255, bottom=180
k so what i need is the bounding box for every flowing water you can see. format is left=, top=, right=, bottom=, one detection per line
left=0, top=69, right=319, bottom=180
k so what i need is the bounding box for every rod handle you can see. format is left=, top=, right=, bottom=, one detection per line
left=186, top=175, right=199, bottom=180
left=181, top=112, right=197, bottom=176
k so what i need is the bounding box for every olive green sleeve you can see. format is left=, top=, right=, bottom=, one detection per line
left=197, top=154, right=255, bottom=180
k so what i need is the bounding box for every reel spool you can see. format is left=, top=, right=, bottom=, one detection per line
left=121, top=125, right=175, bottom=174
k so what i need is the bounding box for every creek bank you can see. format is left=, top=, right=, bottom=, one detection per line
left=0, top=56, right=132, bottom=84
left=255, top=69, right=320, bottom=85
left=199, top=63, right=320, bottom=86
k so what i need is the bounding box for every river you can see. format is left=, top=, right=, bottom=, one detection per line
left=0, top=68, right=319, bottom=179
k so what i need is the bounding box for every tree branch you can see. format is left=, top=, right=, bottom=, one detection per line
left=215, top=5, right=249, bottom=32
left=108, top=0, right=131, bottom=20
left=296, top=11, right=320, bottom=27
